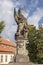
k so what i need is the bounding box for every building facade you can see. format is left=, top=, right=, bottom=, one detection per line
left=0, top=38, right=16, bottom=64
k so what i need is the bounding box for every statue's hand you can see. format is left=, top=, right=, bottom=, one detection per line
left=14, top=8, right=18, bottom=24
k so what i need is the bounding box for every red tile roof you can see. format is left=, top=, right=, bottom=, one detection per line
left=0, top=38, right=16, bottom=53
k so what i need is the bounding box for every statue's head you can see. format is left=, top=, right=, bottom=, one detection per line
left=18, top=8, right=22, bottom=15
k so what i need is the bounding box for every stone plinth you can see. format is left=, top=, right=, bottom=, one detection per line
left=16, top=54, right=29, bottom=62
left=16, top=39, right=28, bottom=55
left=15, top=33, right=28, bottom=55
left=8, top=61, right=42, bottom=65
left=14, top=33, right=29, bottom=63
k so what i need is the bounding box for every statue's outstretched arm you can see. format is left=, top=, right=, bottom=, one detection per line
left=14, top=8, right=17, bottom=17
left=14, top=8, right=18, bottom=24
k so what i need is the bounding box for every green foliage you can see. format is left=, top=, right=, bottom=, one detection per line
left=0, top=21, right=5, bottom=37
left=37, top=25, right=43, bottom=64
left=0, top=21, right=5, bottom=33
left=26, top=25, right=43, bottom=64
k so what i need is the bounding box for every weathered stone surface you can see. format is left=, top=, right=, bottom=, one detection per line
left=14, top=8, right=28, bottom=40
left=16, top=54, right=29, bottom=62
left=14, top=62, right=33, bottom=65
left=16, top=39, right=28, bottom=55
left=8, top=62, right=34, bottom=65
left=14, top=8, right=29, bottom=63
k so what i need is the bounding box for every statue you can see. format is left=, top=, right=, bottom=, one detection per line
left=14, top=8, right=29, bottom=62
left=14, top=8, right=28, bottom=39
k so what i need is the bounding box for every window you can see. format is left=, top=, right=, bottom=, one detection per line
left=1, top=55, right=3, bottom=62
left=5, top=55, right=7, bottom=62
left=7, top=45, right=9, bottom=47
left=2, top=44, right=6, bottom=48
left=9, top=46, right=13, bottom=49
left=10, top=56, right=12, bottom=61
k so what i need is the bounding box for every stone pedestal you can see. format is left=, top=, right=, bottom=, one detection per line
left=16, top=54, right=29, bottom=62
left=9, top=62, right=34, bottom=65
left=14, top=8, right=30, bottom=65
left=14, top=34, right=30, bottom=64
left=17, top=39, right=28, bottom=55
left=15, top=34, right=28, bottom=54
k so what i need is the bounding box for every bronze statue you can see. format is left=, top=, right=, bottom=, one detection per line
left=14, top=8, right=28, bottom=39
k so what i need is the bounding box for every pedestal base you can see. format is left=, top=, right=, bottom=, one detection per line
left=9, top=62, right=34, bottom=65
left=16, top=54, right=29, bottom=62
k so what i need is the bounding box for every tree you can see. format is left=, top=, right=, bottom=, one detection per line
left=26, top=25, right=43, bottom=63
left=36, top=25, right=43, bottom=63
left=26, top=25, right=38, bottom=62
left=0, top=21, right=5, bottom=37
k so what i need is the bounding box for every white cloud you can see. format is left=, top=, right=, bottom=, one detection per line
left=0, top=0, right=28, bottom=42
left=28, top=8, right=43, bottom=29
left=0, top=0, right=17, bottom=42
left=1, top=25, right=17, bottom=41
left=0, top=0, right=14, bottom=24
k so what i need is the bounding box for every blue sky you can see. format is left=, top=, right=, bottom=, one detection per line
left=0, top=0, right=43, bottom=42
